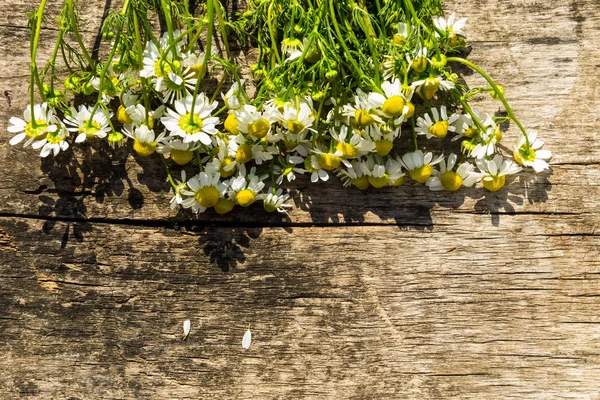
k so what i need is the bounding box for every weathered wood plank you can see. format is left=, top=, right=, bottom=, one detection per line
left=1, top=216, right=599, bottom=398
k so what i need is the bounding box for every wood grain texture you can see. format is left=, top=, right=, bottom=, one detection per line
left=1, top=0, right=600, bottom=398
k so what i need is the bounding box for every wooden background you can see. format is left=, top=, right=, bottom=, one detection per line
left=1, top=0, right=600, bottom=398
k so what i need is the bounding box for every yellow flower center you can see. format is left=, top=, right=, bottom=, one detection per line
left=422, top=78, right=440, bottom=100
left=133, top=138, right=157, bottom=157
left=236, top=143, right=253, bottom=164
left=393, top=35, right=406, bottom=46
left=405, top=102, right=415, bottom=118
left=107, top=131, right=125, bottom=147
left=264, top=201, right=278, bottom=213
left=429, top=120, right=449, bottom=138
left=374, top=139, right=394, bottom=156
left=45, top=130, right=63, bottom=144
left=214, top=198, right=235, bottom=214
left=514, top=145, right=537, bottom=165
left=117, top=105, right=132, bottom=125
left=24, top=120, right=48, bottom=138
left=224, top=113, right=239, bottom=135
left=409, top=165, right=432, bottom=183
left=351, top=176, right=370, bottom=190
left=248, top=119, right=270, bottom=139
left=286, top=119, right=305, bottom=135
left=220, top=157, right=236, bottom=178
left=284, top=140, right=298, bottom=151
left=411, top=57, right=428, bottom=73
left=79, top=120, right=102, bottom=138
left=482, top=175, right=506, bottom=192
left=336, top=142, right=359, bottom=159
left=390, top=176, right=405, bottom=187
left=440, top=171, right=463, bottom=191
left=170, top=149, right=193, bottom=165
left=382, top=96, right=405, bottom=117
left=154, top=59, right=180, bottom=78
left=463, top=127, right=477, bottom=138
left=188, top=63, right=203, bottom=78
left=236, top=189, right=256, bottom=207
left=195, top=186, right=219, bottom=208
left=317, top=153, right=341, bottom=170
left=354, top=110, right=375, bottom=128
left=368, top=175, right=389, bottom=189
left=304, top=157, right=318, bottom=173
left=493, top=126, right=503, bottom=142
left=178, top=113, right=204, bottom=134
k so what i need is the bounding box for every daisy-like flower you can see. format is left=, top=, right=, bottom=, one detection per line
left=393, top=22, right=411, bottom=45
left=401, top=150, right=444, bottom=183
left=180, top=170, right=227, bottom=213
left=222, top=80, right=246, bottom=111
left=451, top=113, right=478, bottom=142
left=426, top=153, right=481, bottom=191
left=433, top=13, right=467, bottom=37
left=343, top=89, right=384, bottom=128
left=368, top=79, right=410, bottom=123
left=8, top=103, right=58, bottom=147
left=364, top=124, right=400, bottom=157
left=513, top=130, right=552, bottom=172
left=415, top=106, right=459, bottom=139
left=162, top=94, right=219, bottom=145
left=123, top=124, right=166, bottom=157
left=157, top=138, right=199, bottom=165
left=264, top=188, right=293, bottom=213
left=33, top=123, right=70, bottom=158
left=407, top=44, right=429, bottom=73
left=337, top=160, right=369, bottom=190
left=305, top=155, right=331, bottom=183
left=331, top=125, right=375, bottom=161
left=182, top=51, right=208, bottom=78
left=469, top=115, right=502, bottom=159
left=280, top=102, right=315, bottom=135
left=411, top=76, right=455, bottom=100
left=476, top=154, right=522, bottom=192
left=360, top=156, right=405, bottom=188
left=139, top=32, right=183, bottom=80
left=235, top=104, right=279, bottom=140
left=274, top=154, right=306, bottom=184
left=281, top=37, right=305, bottom=62
left=229, top=168, right=267, bottom=207
left=170, top=170, right=188, bottom=210
left=64, top=105, right=112, bottom=143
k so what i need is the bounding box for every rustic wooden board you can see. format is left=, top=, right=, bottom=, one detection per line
left=1, top=0, right=600, bottom=398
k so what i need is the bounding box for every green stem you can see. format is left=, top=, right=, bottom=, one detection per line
left=411, top=116, right=418, bottom=150
left=66, top=0, right=94, bottom=68
left=447, top=56, right=530, bottom=146
left=29, top=0, right=49, bottom=128
left=328, top=0, right=363, bottom=80
left=190, top=0, right=215, bottom=119
left=267, top=4, right=282, bottom=65
left=160, top=155, right=178, bottom=190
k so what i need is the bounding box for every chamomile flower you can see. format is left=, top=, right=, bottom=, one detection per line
left=222, top=80, right=246, bottom=111
left=407, top=44, right=429, bottom=73
left=235, top=104, right=279, bottom=140
left=33, top=123, right=70, bottom=157
left=305, top=155, right=330, bottom=183
left=393, top=22, right=411, bottom=45
left=415, top=106, right=459, bottom=139
left=433, top=13, right=467, bottom=37
left=123, top=124, right=166, bottom=157
left=281, top=102, right=315, bottom=135
left=337, top=160, right=369, bottom=190
left=170, top=170, right=188, bottom=210
left=368, top=78, right=409, bottom=122
left=281, top=37, right=305, bottom=62
left=182, top=51, right=208, bottom=78
left=8, top=103, right=58, bottom=147
left=513, top=130, right=552, bottom=172
left=425, top=153, right=481, bottom=191
left=264, top=188, right=293, bottom=213
left=229, top=168, right=267, bottom=207
left=469, top=116, right=502, bottom=159
left=343, top=89, right=384, bottom=128
left=364, top=124, right=400, bottom=157
left=476, top=154, right=522, bottom=192
left=360, top=156, right=405, bottom=188
left=331, top=125, right=375, bottom=161
left=157, top=138, right=199, bottom=165
left=162, top=94, right=219, bottom=145
left=411, top=76, right=455, bottom=100
left=451, top=113, right=478, bottom=141
left=401, top=150, right=444, bottom=183
left=180, top=170, right=226, bottom=213
left=64, top=105, right=112, bottom=143
left=274, top=154, right=305, bottom=184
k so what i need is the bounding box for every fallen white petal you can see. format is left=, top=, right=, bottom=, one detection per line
left=242, top=329, right=252, bottom=349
